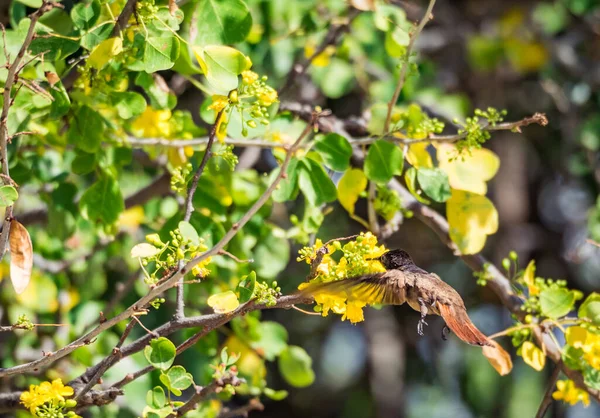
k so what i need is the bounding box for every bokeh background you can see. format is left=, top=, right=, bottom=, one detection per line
left=2, top=0, right=600, bottom=417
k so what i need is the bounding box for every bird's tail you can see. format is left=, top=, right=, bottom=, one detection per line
left=437, top=302, right=492, bottom=347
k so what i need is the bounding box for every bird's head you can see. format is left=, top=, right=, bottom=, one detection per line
left=373, top=249, right=414, bottom=270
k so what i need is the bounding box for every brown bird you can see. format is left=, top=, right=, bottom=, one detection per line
left=300, top=249, right=491, bottom=346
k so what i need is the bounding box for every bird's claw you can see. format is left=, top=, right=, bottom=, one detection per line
left=442, top=325, right=450, bottom=341
left=417, top=318, right=428, bottom=336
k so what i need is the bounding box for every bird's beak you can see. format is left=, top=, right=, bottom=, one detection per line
left=366, top=254, right=384, bottom=262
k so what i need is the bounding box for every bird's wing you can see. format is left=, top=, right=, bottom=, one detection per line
left=297, top=271, right=407, bottom=305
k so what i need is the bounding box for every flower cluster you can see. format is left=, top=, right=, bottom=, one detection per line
left=20, top=379, right=80, bottom=417
left=453, top=108, right=507, bottom=157
left=254, top=280, right=282, bottom=307
left=566, top=326, right=600, bottom=371
left=552, top=379, right=590, bottom=407
left=138, top=227, right=211, bottom=284
left=297, top=232, right=387, bottom=323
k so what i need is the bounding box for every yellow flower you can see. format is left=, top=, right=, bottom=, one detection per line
left=241, top=70, right=259, bottom=85
left=208, top=95, right=229, bottom=112
left=167, top=145, right=194, bottom=167
left=552, top=380, right=590, bottom=407
left=314, top=292, right=346, bottom=317
left=192, top=257, right=212, bottom=277
left=20, top=379, right=74, bottom=414
left=584, top=343, right=600, bottom=370
left=130, top=106, right=172, bottom=138
left=342, top=300, right=366, bottom=323
left=258, top=88, right=278, bottom=107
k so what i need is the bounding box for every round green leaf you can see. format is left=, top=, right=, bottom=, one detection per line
left=278, top=346, right=315, bottom=388
left=251, top=321, right=288, bottom=361
left=416, top=167, right=451, bottom=202
left=298, top=158, right=337, bottom=206
left=112, top=91, right=146, bottom=120
left=539, top=288, right=575, bottom=319
left=146, top=387, right=166, bottom=409
left=237, top=271, right=256, bottom=303
left=272, top=158, right=300, bottom=202
left=313, top=133, right=353, bottom=171
left=194, top=0, right=253, bottom=46
left=0, top=185, right=18, bottom=207
left=71, top=0, right=100, bottom=30
left=130, top=243, right=161, bottom=258
left=144, top=337, right=177, bottom=371
left=364, top=140, right=403, bottom=184
left=159, top=365, right=194, bottom=396
left=178, top=221, right=200, bottom=245
left=579, top=293, right=600, bottom=324
left=79, top=174, right=124, bottom=226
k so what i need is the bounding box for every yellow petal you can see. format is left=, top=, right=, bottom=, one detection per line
left=406, top=142, right=433, bottom=169
left=521, top=341, right=546, bottom=371
left=207, top=291, right=240, bottom=314
left=482, top=340, right=513, bottom=375
left=447, top=189, right=499, bottom=254
left=119, top=206, right=145, bottom=230
left=566, top=326, right=589, bottom=349
left=337, top=169, right=367, bottom=215
left=437, top=143, right=500, bottom=194
left=522, top=260, right=540, bottom=296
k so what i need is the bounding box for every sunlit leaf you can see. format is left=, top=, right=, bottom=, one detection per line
left=88, top=37, right=123, bottom=70
left=406, top=142, right=433, bottom=169
left=417, top=168, right=451, bottom=202
left=9, top=220, right=32, bottom=294
left=579, top=293, right=600, bottom=324
left=313, top=133, right=353, bottom=171
left=447, top=189, right=498, bottom=254
left=539, top=288, right=575, bottom=319
left=437, top=144, right=500, bottom=195
left=278, top=346, right=315, bottom=388
left=520, top=341, right=545, bottom=371
left=237, top=271, right=256, bottom=303
left=144, top=337, right=177, bottom=371
left=337, top=168, right=367, bottom=215
left=0, top=185, right=18, bottom=207
left=208, top=291, right=240, bottom=314
left=159, top=365, right=194, bottom=396
left=404, top=167, right=430, bottom=204
left=178, top=221, right=200, bottom=245
left=131, top=243, right=161, bottom=258
left=364, top=140, right=403, bottom=184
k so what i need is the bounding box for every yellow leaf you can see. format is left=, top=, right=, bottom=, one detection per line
left=521, top=341, right=545, bottom=371
left=337, top=169, right=367, bottom=215
left=482, top=340, right=513, bottom=375
left=505, top=39, right=549, bottom=73
left=437, top=144, right=500, bottom=194
left=522, top=260, right=540, bottom=296
left=224, top=336, right=266, bottom=381
left=406, top=143, right=433, bottom=169
left=88, top=37, right=123, bottom=70
left=9, top=220, right=32, bottom=294
left=207, top=291, right=239, bottom=314
left=447, top=189, right=498, bottom=254
left=119, top=206, right=145, bottom=230
left=16, top=272, right=59, bottom=313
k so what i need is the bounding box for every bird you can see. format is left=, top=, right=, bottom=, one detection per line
left=299, top=249, right=492, bottom=346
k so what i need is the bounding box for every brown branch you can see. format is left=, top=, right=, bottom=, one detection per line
left=0, top=1, right=61, bottom=262
left=218, top=399, right=264, bottom=418
left=384, top=0, right=436, bottom=133
left=536, top=363, right=562, bottom=418
left=278, top=7, right=361, bottom=96
left=174, top=372, right=244, bottom=417
left=111, top=0, right=137, bottom=37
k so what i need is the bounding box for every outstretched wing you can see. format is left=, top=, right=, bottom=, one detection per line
left=297, top=271, right=407, bottom=306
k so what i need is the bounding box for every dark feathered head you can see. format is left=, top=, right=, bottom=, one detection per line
left=377, top=249, right=414, bottom=270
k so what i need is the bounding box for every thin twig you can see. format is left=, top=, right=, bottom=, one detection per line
left=0, top=0, right=61, bottom=262
left=367, top=181, right=379, bottom=234
left=218, top=249, right=253, bottom=263
left=383, top=0, right=436, bottom=133
left=291, top=305, right=321, bottom=316
left=536, top=364, right=562, bottom=418
left=279, top=8, right=361, bottom=96
left=218, top=398, right=264, bottom=418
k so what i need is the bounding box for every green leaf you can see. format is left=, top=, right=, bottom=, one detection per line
left=251, top=321, right=288, bottom=361
left=364, top=140, right=403, bottom=184
left=143, top=36, right=180, bottom=73
left=253, top=227, right=290, bottom=279
left=146, top=387, right=166, bottom=409
left=0, top=185, right=18, bottom=207
left=584, top=365, right=600, bottom=390
left=67, top=105, right=104, bottom=153
left=111, top=91, right=146, bottom=119
left=49, top=83, right=71, bottom=118
left=237, top=271, right=256, bottom=303
left=178, top=221, right=200, bottom=246
left=562, top=345, right=584, bottom=371
left=71, top=0, right=100, bottom=30
left=71, top=151, right=97, bottom=175
left=278, top=346, right=315, bottom=388
left=194, top=0, right=253, bottom=46
left=135, top=72, right=177, bottom=110
left=144, top=337, right=176, bottom=371
left=311, top=58, right=355, bottom=99
left=539, top=288, right=575, bottom=319
left=159, top=365, right=194, bottom=396
left=404, top=167, right=430, bottom=204
left=79, top=174, right=125, bottom=226
left=313, top=133, right=353, bottom=172
left=298, top=158, right=337, bottom=206
left=579, top=293, right=600, bottom=324
left=272, top=158, right=300, bottom=202
left=81, top=23, right=113, bottom=50
left=29, top=36, right=79, bottom=61
left=263, top=388, right=289, bottom=401
left=193, top=45, right=251, bottom=94
left=416, top=168, right=451, bottom=202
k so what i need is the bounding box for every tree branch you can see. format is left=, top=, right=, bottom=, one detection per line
left=174, top=372, right=244, bottom=417
left=0, top=0, right=61, bottom=261
left=111, top=0, right=137, bottom=37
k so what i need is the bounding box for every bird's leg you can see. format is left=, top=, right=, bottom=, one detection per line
left=441, top=325, right=450, bottom=341
left=417, top=297, right=428, bottom=336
